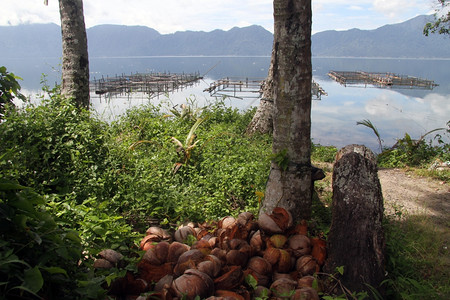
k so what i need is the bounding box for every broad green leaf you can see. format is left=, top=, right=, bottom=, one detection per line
left=9, top=285, right=41, bottom=298
left=41, top=266, right=68, bottom=277
left=65, top=230, right=82, bottom=243
left=23, top=266, right=44, bottom=293
left=56, top=246, right=70, bottom=260
left=28, top=230, right=43, bottom=245
left=0, top=180, right=26, bottom=190
left=92, top=225, right=106, bottom=236
left=9, top=197, right=35, bottom=214
left=312, top=278, right=319, bottom=290
left=0, top=258, right=31, bottom=268
left=13, top=214, right=28, bottom=229
left=245, top=273, right=258, bottom=289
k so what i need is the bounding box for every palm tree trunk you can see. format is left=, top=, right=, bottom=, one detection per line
left=260, top=0, right=312, bottom=220
left=59, top=0, right=90, bottom=108
left=246, top=47, right=275, bottom=135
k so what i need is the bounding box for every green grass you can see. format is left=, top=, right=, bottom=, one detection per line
left=383, top=213, right=450, bottom=299
left=413, top=168, right=450, bottom=182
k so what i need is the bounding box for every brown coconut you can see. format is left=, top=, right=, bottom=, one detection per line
left=172, top=269, right=214, bottom=300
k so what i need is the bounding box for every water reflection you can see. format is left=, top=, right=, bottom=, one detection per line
left=311, top=79, right=450, bottom=150
left=5, top=56, right=449, bottom=152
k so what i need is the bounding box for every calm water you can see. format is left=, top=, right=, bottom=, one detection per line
left=3, top=56, right=450, bottom=151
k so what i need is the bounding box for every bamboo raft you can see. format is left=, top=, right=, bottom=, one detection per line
left=328, top=71, right=438, bottom=89
left=205, top=77, right=327, bottom=100
left=90, top=72, right=202, bottom=98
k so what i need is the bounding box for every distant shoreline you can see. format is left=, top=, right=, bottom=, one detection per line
left=312, top=56, right=450, bottom=60
left=3, top=55, right=450, bottom=60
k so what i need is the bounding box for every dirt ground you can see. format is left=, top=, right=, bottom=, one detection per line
left=378, top=168, right=450, bottom=221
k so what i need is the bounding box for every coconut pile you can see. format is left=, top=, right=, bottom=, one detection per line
left=94, top=207, right=327, bottom=299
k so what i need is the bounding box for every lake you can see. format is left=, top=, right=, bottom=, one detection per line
left=3, top=56, right=450, bottom=152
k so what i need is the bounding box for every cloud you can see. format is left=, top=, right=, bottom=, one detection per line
left=1, top=0, right=432, bottom=35
left=1, top=0, right=274, bottom=33
left=372, top=0, right=430, bottom=18
left=365, top=93, right=405, bottom=119
left=420, top=93, right=450, bottom=118
left=82, top=0, right=274, bottom=33
left=349, top=6, right=364, bottom=11
left=363, top=91, right=450, bottom=144
left=0, top=1, right=60, bottom=25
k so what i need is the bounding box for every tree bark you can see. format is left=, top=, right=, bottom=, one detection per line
left=59, top=0, right=90, bottom=108
left=260, top=0, right=312, bottom=220
left=324, top=144, right=385, bottom=297
left=246, top=47, right=275, bottom=135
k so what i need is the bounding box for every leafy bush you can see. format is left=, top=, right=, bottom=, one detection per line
left=378, top=131, right=449, bottom=168
left=0, top=66, right=26, bottom=121
left=107, top=100, right=271, bottom=226
left=0, top=89, right=117, bottom=203
left=0, top=85, right=138, bottom=255
left=0, top=179, right=83, bottom=299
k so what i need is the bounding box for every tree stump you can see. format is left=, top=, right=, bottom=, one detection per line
left=324, top=144, right=385, bottom=297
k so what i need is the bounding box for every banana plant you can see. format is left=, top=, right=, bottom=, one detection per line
left=171, top=117, right=207, bottom=173
left=167, top=97, right=205, bottom=121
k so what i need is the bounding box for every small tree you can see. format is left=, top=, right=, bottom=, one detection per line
left=424, top=0, right=449, bottom=35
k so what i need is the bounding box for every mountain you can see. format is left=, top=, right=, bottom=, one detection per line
left=311, top=15, right=449, bottom=58
left=0, top=23, right=273, bottom=58
left=87, top=25, right=161, bottom=57
left=0, top=15, right=448, bottom=59
left=0, top=23, right=62, bottom=58
left=143, top=26, right=273, bottom=56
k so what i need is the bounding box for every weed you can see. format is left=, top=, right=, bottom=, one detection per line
left=312, top=143, right=338, bottom=163
left=383, top=212, right=450, bottom=299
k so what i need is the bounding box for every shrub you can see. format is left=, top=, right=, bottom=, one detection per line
left=0, top=179, right=83, bottom=299
left=378, top=131, right=449, bottom=168
left=0, top=66, right=26, bottom=121
left=0, top=92, right=117, bottom=203
left=107, top=100, right=271, bottom=226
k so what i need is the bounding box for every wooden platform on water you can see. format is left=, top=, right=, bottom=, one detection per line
left=205, top=77, right=327, bottom=100
left=90, top=72, right=202, bottom=98
left=328, top=71, right=438, bottom=89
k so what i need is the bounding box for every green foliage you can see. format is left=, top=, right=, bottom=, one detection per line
left=424, top=0, right=449, bottom=36
left=0, top=87, right=116, bottom=203
left=270, top=148, right=289, bottom=171
left=107, top=99, right=271, bottom=225
left=0, top=179, right=83, bottom=299
left=383, top=214, right=449, bottom=299
left=312, top=143, right=338, bottom=163
left=171, top=117, right=207, bottom=173
left=0, top=66, right=26, bottom=120
left=357, top=119, right=383, bottom=153
left=378, top=130, right=449, bottom=168
left=319, top=267, right=378, bottom=300
left=167, top=96, right=205, bottom=121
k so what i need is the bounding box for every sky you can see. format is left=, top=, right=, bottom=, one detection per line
left=0, top=0, right=438, bottom=34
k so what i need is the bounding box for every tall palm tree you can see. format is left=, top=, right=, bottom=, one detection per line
left=260, top=0, right=313, bottom=220
left=46, top=0, right=90, bottom=108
